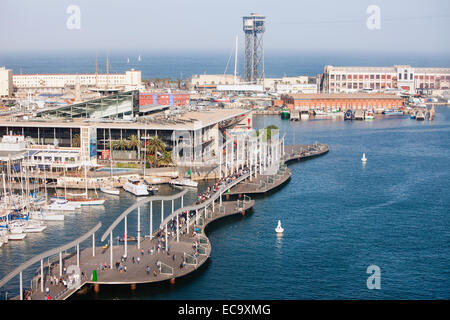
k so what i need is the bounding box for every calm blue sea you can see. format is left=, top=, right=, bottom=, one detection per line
left=1, top=108, right=449, bottom=300
left=1, top=51, right=450, bottom=79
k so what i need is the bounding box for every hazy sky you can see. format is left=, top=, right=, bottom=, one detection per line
left=1, top=0, right=449, bottom=55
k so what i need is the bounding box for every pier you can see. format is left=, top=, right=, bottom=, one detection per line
left=0, top=142, right=329, bottom=300
left=226, top=143, right=329, bottom=196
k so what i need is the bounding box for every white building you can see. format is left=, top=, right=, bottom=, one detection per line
left=263, top=76, right=309, bottom=91
left=189, top=74, right=241, bottom=89
left=12, top=69, right=143, bottom=91
left=0, top=67, right=13, bottom=98
left=323, top=65, right=450, bottom=94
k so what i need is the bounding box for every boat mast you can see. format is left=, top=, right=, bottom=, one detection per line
left=234, top=35, right=238, bottom=85
left=2, top=173, right=8, bottom=225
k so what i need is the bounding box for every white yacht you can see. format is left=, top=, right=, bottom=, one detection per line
left=23, top=220, right=47, bottom=233
left=123, top=179, right=149, bottom=196
left=8, top=220, right=27, bottom=240
left=44, top=199, right=78, bottom=212
left=169, top=178, right=198, bottom=188
left=100, top=186, right=120, bottom=196
left=29, top=210, right=64, bottom=221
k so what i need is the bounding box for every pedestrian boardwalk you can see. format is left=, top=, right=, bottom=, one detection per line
left=2, top=143, right=329, bottom=300
left=25, top=199, right=254, bottom=300
left=227, top=144, right=328, bottom=196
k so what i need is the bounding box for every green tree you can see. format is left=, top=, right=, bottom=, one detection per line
left=145, top=136, right=167, bottom=168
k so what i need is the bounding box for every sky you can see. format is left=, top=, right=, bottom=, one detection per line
left=0, top=0, right=449, bottom=55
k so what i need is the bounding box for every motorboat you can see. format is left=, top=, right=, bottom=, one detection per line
left=147, top=185, right=159, bottom=195
left=8, top=220, right=27, bottom=240
left=280, top=108, right=290, bottom=119
left=344, top=110, right=354, bottom=120
left=382, top=109, right=404, bottom=115
left=275, top=220, right=284, bottom=234
left=67, top=197, right=106, bottom=206
left=416, top=111, right=425, bottom=121
left=169, top=178, right=198, bottom=188
left=44, top=199, right=78, bottom=211
left=29, top=210, right=64, bottom=221
left=100, top=186, right=120, bottom=196
left=23, top=220, right=47, bottom=233
left=123, top=178, right=149, bottom=196
left=50, top=196, right=82, bottom=208
left=314, top=110, right=328, bottom=116
left=365, top=110, right=375, bottom=120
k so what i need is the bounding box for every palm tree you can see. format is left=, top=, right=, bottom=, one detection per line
left=112, top=139, right=129, bottom=151
left=127, top=134, right=141, bottom=151
left=145, top=136, right=166, bottom=168
left=159, top=151, right=173, bottom=167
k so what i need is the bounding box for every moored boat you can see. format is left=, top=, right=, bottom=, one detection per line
left=100, top=186, right=120, bottom=196
left=169, top=178, right=198, bottom=188
left=280, top=107, right=290, bottom=119
left=123, top=178, right=149, bottom=196
left=382, top=109, right=404, bottom=115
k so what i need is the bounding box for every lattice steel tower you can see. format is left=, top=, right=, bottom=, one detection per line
left=243, top=13, right=265, bottom=84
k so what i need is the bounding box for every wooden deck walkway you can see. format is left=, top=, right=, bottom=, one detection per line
left=24, top=199, right=254, bottom=300
left=226, top=144, right=329, bottom=196
left=5, top=143, right=329, bottom=300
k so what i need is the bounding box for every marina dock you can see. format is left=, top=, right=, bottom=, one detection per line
left=0, top=143, right=329, bottom=300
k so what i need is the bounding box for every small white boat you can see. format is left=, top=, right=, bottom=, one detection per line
left=169, top=178, right=198, bottom=188
left=8, top=221, right=27, bottom=240
left=275, top=220, right=284, bottom=233
left=67, top=198, right=106, bottom=206
left=100, top=186, right=120, bottom=196
left=44, top=199, right=78, bottom=212
left=29, top=210, right=64, bottom=221
left=123, top=178, right=149, bottom=196
left=23, top=220, right=47, bottom=233
left=361, top=153, right=367, bottom=162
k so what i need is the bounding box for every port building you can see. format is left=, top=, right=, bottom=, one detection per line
left=280, top=93, right=404, bottom=113
left=12, top=69, right=143, bottom=95
left=0, top=91, right=252, bottom=168
left=322, top=65, right=450, bottom=94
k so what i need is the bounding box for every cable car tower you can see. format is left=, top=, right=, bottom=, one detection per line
left=243, top=13, right=265, bottom=84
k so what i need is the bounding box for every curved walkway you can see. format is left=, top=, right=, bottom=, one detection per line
left=4, top=143, right=329, bottom=300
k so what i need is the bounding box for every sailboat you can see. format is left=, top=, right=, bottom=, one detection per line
left=66, top=162, right=105, bottom=206
left=127, top=57, right=130, bottom=64
left=138, top=55, right=142, bottom=62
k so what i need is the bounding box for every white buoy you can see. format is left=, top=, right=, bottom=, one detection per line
left=275, top=220, right=284, bottom=233
left=361, top=153, right=367, bottom=162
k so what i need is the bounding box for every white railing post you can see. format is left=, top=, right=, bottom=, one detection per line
left=92, top=233, right=95, bottom=257
left=137, top=206, right=141, bottom=250
left=40, top=259, right=44, bottom=292
left=124, top=216, right=127, bottom=258
left=150, top=201, right=153, bottom=240
left=110, top=231, right=113, bottom=268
